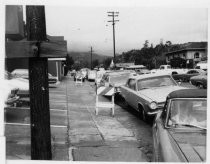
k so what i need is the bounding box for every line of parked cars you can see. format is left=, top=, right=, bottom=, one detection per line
left=92, top=66, right=207, bottom=162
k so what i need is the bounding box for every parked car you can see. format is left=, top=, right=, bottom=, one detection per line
left=195, top=61, right=208, bottom=71
left=5, top=71, right=29, bottom=94
left=190, top=73, right=207, bottom=89
left=80, top=68, right=89, bottom=79
left=152, top=89, right=207, bottom=162
left=11, top=69, right=57, bottom=84
left=74, top=71, right=86, bottom=82
left=135, top=68, right=150, bottom=75
left=3, top=81, right=20, bottom=107
left=151, top=65, right=188, bottom=75
left=87, top=70, right=97, bottom=81
left=95, top=70, right=106, bottom=85
left=172, top=69, right=206, bottom=82
left=99, top=70, right=136, bottom=94
left=119, top=73, right=187, bottom=122
left=5, top=71, right=30, bottom=106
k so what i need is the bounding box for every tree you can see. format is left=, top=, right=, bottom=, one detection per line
left=66, top=54, right=74, bottom=70
left=92, top=59, right=99, bottom=68
left=143, top=40, right=149, bottom=48
left=103, top=57, right=112, bottom=69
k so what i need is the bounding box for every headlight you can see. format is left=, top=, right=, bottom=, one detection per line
left=115, top=87, right=120, bottom=93
left=149, top=101, right=157, bottom=109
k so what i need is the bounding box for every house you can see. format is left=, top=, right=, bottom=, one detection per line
left=165, top=42, right=207, bottom=68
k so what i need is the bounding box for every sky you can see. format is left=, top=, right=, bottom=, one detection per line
left=41, top=6, right=208, bottom=56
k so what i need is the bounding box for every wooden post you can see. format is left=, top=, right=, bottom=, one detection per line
left=26, top=6, right=52, bottom=160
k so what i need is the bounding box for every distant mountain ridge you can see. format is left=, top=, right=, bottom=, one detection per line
left=68, top=51, right=111, bottom=62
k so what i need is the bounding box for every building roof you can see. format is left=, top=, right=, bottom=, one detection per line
left=116, top=63, right=134, bottom=68
left=165, top=42, right=207, bottom=56
left=167, top=89, right=207, bottom=99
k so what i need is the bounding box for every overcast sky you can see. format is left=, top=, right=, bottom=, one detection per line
left=23, top=6, right=208, bottom=56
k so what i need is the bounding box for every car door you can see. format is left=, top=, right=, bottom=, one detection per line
left=120, top=78, right=131, bottom=102
left=153, top=111, right=166, bottom=162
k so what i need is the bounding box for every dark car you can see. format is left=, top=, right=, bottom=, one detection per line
left=190, top=73, right=207, bottom=89
left=152, top=89, right=207, bottom=162
left=172, top=69, right=206, bottom=82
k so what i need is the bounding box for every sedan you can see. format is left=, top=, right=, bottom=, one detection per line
left=172, top=69, right=206, bottom=82
left=190, top=73, right=207, bottom=89
left=153, top=89, right=206, bottom=162
left=119, top=73, right=186, bottom=122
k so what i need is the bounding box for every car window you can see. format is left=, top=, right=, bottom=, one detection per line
left=127, top=79, right=136, bottom=90
left=187, top=70, right=192, bottom=74
left=137, top=76, right=176, bottom=90
left=160, top=66, right=164, bottom=70
left=168, top=99, right=207, bottom=129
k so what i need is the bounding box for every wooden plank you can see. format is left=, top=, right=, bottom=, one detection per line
left=6, top=40, right=67, bottom=58
left=47, top=35, right=64, bottom=41
left=40, top=40, right=67, bottom=58
left=6, top=41, right=36, bottom=58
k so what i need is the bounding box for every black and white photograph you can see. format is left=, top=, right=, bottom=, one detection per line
left=1, top=0, right=209, bottom=163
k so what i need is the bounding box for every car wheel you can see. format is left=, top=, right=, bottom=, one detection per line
left=197, top=83, right=204, bottom=89
left=138, top=105, right=147, bottom=122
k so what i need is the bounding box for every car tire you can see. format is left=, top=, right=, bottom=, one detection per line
left=197, top=83, right=204, bottom=89
left=138, top=105, right=148, bottom=122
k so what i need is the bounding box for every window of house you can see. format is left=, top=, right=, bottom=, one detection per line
left=194, top=52, right=200, bottom=59
left=183, top=53, right=186, bottom=58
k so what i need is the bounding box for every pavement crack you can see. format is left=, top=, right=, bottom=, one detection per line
left=86, top=106, right=105, bottom=142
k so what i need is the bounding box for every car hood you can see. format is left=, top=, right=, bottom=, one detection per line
left=169, top=130, right=206, bottom=162
left=138, top=86, right=186, bottom=102
left=7, top=78, right=29, bottom=91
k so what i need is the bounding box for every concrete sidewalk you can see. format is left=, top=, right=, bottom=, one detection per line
left=5, top=75, right=149, bottom=161
left=64, top=76, right=148, bottom=162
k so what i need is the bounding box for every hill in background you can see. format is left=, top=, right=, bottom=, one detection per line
left=68, top=51, right=112, bottom=69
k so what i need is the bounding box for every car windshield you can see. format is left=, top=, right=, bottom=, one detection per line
left=169, top=99, right=207, bottom=129
left=137, top=76, right=176, bottom=90
left=109, top=72, right=131, bottom=85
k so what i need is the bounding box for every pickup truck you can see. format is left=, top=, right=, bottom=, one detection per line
left=151, top=65, right=188, bottom=75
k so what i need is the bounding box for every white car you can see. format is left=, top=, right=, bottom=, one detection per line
left=87, top=70, right=97, bottom=81
left=120, top=73, right=187, bottom=122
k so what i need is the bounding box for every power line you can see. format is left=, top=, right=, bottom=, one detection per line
left=107, top=11, right=119, bottom=68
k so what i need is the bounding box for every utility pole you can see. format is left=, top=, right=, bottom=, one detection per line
left=26, top=6, right=52, bottom=160
left=107, top=11, right=119, bottom=68
left=90, top=46, right=93, bottom=70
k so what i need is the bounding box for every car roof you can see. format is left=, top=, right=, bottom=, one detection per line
left=129, top=73, right=171, bottom=80
left=167, top=89, right=207, bottom=99
left=11, top=69, right=28, bottom=73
